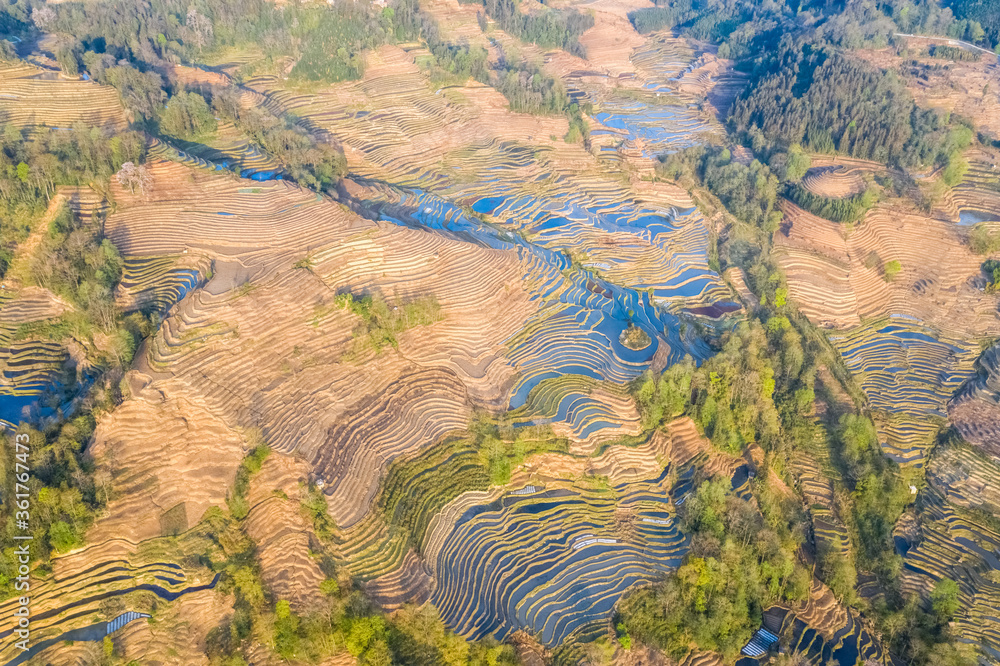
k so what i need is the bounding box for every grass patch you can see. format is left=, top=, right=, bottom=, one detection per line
left=336, top=292, right=442, bottom=357
left=970, top=222, right=1000, bottom=255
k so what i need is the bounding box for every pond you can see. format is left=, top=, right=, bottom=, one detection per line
left=958, top=208, right=1000, bottom=226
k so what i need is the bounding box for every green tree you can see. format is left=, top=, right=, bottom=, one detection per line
left=0, top=40, right=17, bottom=62
left=48, top=520, right=79, bottom=553
left=930, top=578, right=961, bottom=623
left=619, top=478, right=807, bottom=661
left=159, top=91, right=218, bottom=140
left=272, top=600, right=300, bottom=659
left=785, top=144, right=812, bottom=182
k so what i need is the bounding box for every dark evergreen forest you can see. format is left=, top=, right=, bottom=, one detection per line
left=729, top=42, right=973, bottom=168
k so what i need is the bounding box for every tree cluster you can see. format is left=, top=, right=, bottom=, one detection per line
left=627, top=0, right=990, bottom=63
left=786, top=184, right=879, bottom=224
left=629, top=0, right=786, bottom=61
left=332, top=292, right=442, bottom=358
left=930, top=44, right=982, bottom=60
left=628, top=2, right=696, bottom=35
left=0, top=0, right=30, bottom=38
left=942, top=0, right=997, bottom=47
left=0, top=416, right=102, bottom=588
left=730, top=41, right=971, bottom=169
left=29, top=202, right=125, bottom=337
left=618, top=477, right=810, bottom=661
left=420, top=14, right=491, bottom=85
left=661, top=146, right=782, bottom=232
left=159, top=90, right=218, bottom=141
left=494, top=57, right=572, bottom=116
left=83, top=53, right=166, bottom=122
left=213, top=88, right=347, bottom=190
left=0, top=123, right=144, bottom=274
left=480, top=0, right=594, bottom=57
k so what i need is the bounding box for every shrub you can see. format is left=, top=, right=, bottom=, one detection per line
left=941, top=152, right=968, bottom=187
left=272, top=600, right=300, bottom=659
left=970, top=223, right=1000, bottom=254
left=930, top=578, right=961, bottom=622
left=48, top=520, right=80, bottom=553
left=0, top=39, right=17, bottom=61
left=983, top=259, right=1000, bottom=293
left=301, top=484, right=336, bottom=542
left=616, top=622, right=632, bottom=650
left=319, top=578, right=340, bottom=596
left=227, top=444, right=270, bottom=520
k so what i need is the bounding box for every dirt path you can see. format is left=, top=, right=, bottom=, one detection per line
left=4, top=192, right=67, bottom=290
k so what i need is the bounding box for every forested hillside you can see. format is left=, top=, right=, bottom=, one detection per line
left=628, top=0, right=997, bottom=60
left=944, top=0, right=1000, bottom=47
left=730, top=41, right=972, bottom=168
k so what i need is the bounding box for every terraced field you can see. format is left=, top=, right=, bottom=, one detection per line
left=116, top=254, right=209, bottom=314
left=133, top=13, right=742, bottom=472
left=0, top=531, right=225, bottom=664
left=431, top=479, right=685, bottom=646
left=0, top=15, right=766, bottom=656
left=104, top=160, right=531, bottom=527
left=949, top=341, right=1000, bottom=456
left=776, top=183, right=1000, bottom=465
left=952, top=157, right=1000, bottom=226
left=341, top=417, right=748, bottom=648
left=507, top=375, right=642, bottom=453
left=800, top=166, right=867, bottom=199
left=775, top=200, right=998, bottom=334
left=0, top=61, right=127, bottom=130
left=829, top=317, right=981, bottom=462
left=21, top=1, right=1000, bottom=662
left=899, top=487, right=1000, bottom=661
